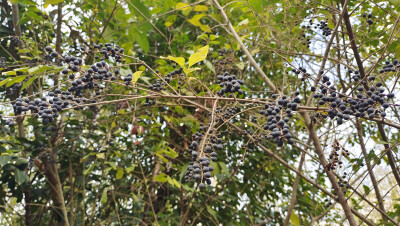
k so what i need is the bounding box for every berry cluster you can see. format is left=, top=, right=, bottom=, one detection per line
left=3, top=43, right=130, bottom=126
left=184, top=123, right=224, bottom=188
left=362, top=13, right=374, bottom=25
left=315, top=20, right=332, bottom=37
left=93, top=43, right=125, bottom=62
left=325, top=140, right=349, bottom=171
left=215, top=49, right=235, bottom=73
left=261, top=93, right=299, bottom=146
left=216, top=72, right=244, bottom=96
left=220, top=106, right=240, bottom=121
left=379, top=60, right=399, bottom=73
left=312, top=70, right=394, bottom=123
left=143, top=97, right=156, bottom=107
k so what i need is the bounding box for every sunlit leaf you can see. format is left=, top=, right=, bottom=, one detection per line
left=188, top=45, right=209, bottom=67
left=132, top=71, right=144, bottom=85
left=153, top=173, right=168, bottom=183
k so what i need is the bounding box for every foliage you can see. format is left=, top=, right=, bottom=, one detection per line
left=0, top=0, right=400, bottom=225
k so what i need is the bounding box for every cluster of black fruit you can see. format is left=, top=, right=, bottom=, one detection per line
left=338, top=173, right=350, bottom=189
left=43, top=46, right=61, bottom=63
left=11, top=96, right=65, bottom=125
left=261, top=93, right=299, bottom=147
left=241, top=144, right=253, bottom=158
left=93, top=43, right=125, bottom=62
left=3, top=43, right=129, bottom=126
left=10, top=36, right=20, bottom=45
left=292, top=67, right=311, bottom=81
left=324, top=172, right=350, bottom=208
left=215, top=49, right=235, bottom=73
left=314, top=20, right=332, bottom=37
left=347, top=69, right=361, bottom=81
left=311, top=68, right=394, bottom=124
left=325, top=140, right=349, bottom=171
left=218, top=106, right=240, bottom=121
left=184, top=124, right=224, bottom=188
left=379, top=59, right=399, bottom=73
left=299, top=33, right=312, bottom=49
left=143, top=97, right=156, bottom=107
left=216, top=72, right=244, bottom=96
left=362, top=13, right=374, bottom=25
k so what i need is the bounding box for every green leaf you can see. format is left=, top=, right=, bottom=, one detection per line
left=134, top=31, right=149, bottom=53
left=101, top=188, right=108, bottom=204
left=44, top=0, right=64, bottom=8
left=116, top=167, right=124, bottom=180
left=207, top=206, right=218, bottom=220
left=164, top=147, right=178, bottom=159
left=0, top=155, right=11, bottom=166
left=21, top=74, right=39, bottom=91
left=189, top=45, right=209, bottom=68
left=3, top=71, right=16, bottom=76
left=125, top=165, right=136, bottom=173
left=363, top=185, right=371, bottom=195
left=28, top=65, right=54, bottom=75
left=290, top=212, right=300, bottom=226
left=14, top=169, right=27, bottom=185
left=96, top=153, right=105, bottom=159
left=165, top=15, right=177, bottom=27
left=376, top=141, right=389, bottom=145
left=83, top=164, right=95, bottom=175
left=6, top=75, right=26, bottom=87
left=131, top=71, right=144, bottom=85
left=0, top=78, right=11, bottom=86
left=388, top=0, right=400, bottom=6
left=248, top=0, right=263, bottom=13
left=395, top=43, right=400, bottom=59
left=153, top=173, right=168, bottom=183
left=156, top=153, right=169, bottom=163
left=219, top=162, right=229, bottom=176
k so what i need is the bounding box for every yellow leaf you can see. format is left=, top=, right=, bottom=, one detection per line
left=290, top=212, right=300, bottom=226
left=173, top=178, right=181, bottom=188
left=131, top=71, right=143, bottom=85
left=189, top=45, right=209, bottom=68
left=200, top=24, right=211, bottom=32
left=44, top=0, right=64, bottom=8
left=175, top=2, right=190, bottom=10
left=96, top=153, right=105, bottom=159
left=188, top=14, right=205, bottom=27
left=116, top=168, right=124, bottom=180
left=194, top=5, right=208, bottom=11
left=165, top=56, right=185, bottom=67
left=183, top=68, right=197, bottom=75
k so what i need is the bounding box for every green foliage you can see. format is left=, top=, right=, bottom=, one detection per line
left=0, top=0, right=400, bottom=225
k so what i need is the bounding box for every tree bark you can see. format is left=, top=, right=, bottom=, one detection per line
left=355, top=120, right=387, bottom=221
left=44, top=157, right=69, bottom=226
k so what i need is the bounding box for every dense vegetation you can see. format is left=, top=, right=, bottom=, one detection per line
left=1, top=0, right=400, bottom=225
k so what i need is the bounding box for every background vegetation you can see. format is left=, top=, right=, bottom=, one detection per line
left=1, top=0, right=400, bottom=225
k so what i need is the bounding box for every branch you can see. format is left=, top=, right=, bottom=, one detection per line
left=355, top=120, right=387, bottom=222
left=339, top=0, right=400, bottom=190
left=212, top=0, right=281, bottom=94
